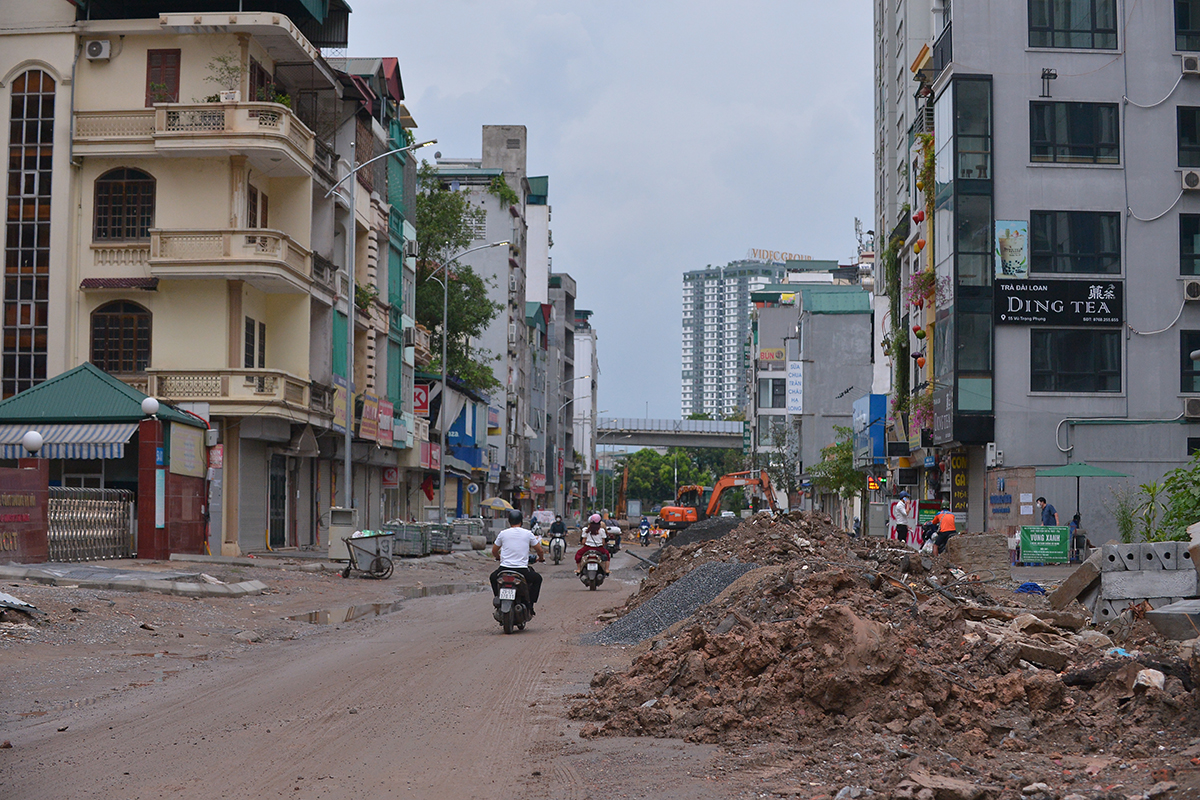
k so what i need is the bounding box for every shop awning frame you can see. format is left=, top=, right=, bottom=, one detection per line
left=0, top=422, right=140, bottom=460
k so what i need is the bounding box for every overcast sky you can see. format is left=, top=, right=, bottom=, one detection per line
left=349, top=1, right=875, bottom=419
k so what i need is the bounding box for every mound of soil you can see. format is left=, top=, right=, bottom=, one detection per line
left=572, top=512, right=1200, bottom=797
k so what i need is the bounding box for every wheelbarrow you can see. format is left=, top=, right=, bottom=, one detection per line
left=341, top=531, right=394, bottom=579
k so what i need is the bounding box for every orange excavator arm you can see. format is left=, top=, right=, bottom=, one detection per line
left=705, top=470, right=779, bottom=517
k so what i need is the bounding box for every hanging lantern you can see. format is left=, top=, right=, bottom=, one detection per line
left=916, top=356, right=926, bottom=368
left=915, top=238, right=927, bottom=253
left=914, top=328, right=926, bottom=340
left=914, top=210, right=926, bottom=223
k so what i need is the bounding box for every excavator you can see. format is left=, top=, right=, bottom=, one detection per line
left=656, top=470, right=779, bottom=533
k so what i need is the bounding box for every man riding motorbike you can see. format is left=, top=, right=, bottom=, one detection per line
left=549, top=515, right=567, bottom=538
left=574, top=513, right=611, bottom=576
left=490, top=508, right=545, bottom=615
left=639, top=515, right=651, bottom=545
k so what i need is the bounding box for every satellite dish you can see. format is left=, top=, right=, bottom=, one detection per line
left=433, top=151, right=441, bottom=159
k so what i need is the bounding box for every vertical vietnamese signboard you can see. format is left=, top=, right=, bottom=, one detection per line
left=332, top=374, right=348, bottom=434
left=786, top=361, right=803, bottom=414
left=950, top=450, right=969, bottom=514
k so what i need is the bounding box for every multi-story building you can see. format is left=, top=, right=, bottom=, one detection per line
left=548, top=273, right=580, bottom=516
left=433, top=126, right=531, bottom=508
left=873, top=1, right=1200, bottom=535
left=0, top=0, right=436, bottom=553
left=681, top=260, right=784, bottom=419
left=572, top=309, right=599, bottom=514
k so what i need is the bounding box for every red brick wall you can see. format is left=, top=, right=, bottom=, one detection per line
left=0, top=460, right=48, bottom=564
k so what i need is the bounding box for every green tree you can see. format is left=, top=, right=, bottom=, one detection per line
left=809, top=425, right=864, bottom=500
left=1159, top=453, right=1200, bottom=541
left=414, top=161, right=504, bottom=391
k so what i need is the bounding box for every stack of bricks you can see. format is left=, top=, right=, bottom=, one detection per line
left=1091, top=542, right=1198, bottom=624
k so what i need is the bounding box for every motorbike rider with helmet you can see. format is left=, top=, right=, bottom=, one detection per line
left=574, top=512, right=611, bottom=576
left=549, top=515, right=566, bottom=537
left=490, top=508, right=545, bottom=615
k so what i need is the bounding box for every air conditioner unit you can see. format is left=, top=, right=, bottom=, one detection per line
left=506, top=433, right=517, bottom=446
left=401, top=327, right=415, bottom=347
left=1184, top=54, right=1200, bottom=76
left=508, top=276, right=517, bottom=293
left=85, top=40, right=111, bottom=61
left=1185, top=397, right=1200, bottom=419
left=403, top=239, right=418, bottom=259
left=1185, top=279, right=1200, bottom=302
left=507, top=322, right=517, bottom=344
left=1183, top=170, right=1200, bottom=191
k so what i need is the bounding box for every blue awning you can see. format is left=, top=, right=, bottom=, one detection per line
left=0, top=422, right=139, bottom=460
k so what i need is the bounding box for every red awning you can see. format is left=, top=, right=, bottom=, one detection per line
left=80, top=277, right=159, bottom=290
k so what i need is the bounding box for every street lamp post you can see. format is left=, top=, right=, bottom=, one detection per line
left=324, top=138, right=436, bottom=511
left=428, top=240, right=510, bottom=521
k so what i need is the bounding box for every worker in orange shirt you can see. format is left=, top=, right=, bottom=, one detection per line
left=931, top=502, right=957, bottom=555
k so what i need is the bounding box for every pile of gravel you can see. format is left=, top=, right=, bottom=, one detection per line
left=584, top=561, right=758, bottom=645
left=665, top=516, right=743, bottom=549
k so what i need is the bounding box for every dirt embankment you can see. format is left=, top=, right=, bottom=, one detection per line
left=571, top=513, right=1200, bottom=799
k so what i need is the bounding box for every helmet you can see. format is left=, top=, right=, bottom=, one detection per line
left=899, top=491, right=910, bottom=498
left=508, top=508, right=523, bottom=526
left=589, top=513, right=602, bottom=524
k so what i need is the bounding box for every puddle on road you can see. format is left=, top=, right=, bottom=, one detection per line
left=289, top=583, right=485, bottom=625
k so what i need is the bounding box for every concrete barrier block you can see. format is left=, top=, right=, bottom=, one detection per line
left=1137, top=543, right=1164, bottom=571
left=1146, top=599, right=1200, bottom=640
left=1093, top=600, right=1120, bottom=624
left=1101, top=569, right=1199, bottom=601
left=1147, top=597, right=1175, bottom=609
left=1101, top=544, right=1127, bottom=572
left=1150, top=541, right=1181, bottom=569
left=1187, top=542, right=1199, bottom=574
left=1115, top=543, right=1141, bottom=570
left=1048, top=550, right=1103, bottom=610
left=1078, top=582, right=1101, bottom=612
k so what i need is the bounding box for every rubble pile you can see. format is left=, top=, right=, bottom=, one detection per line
left=572, top=512, right=1200, bottom=796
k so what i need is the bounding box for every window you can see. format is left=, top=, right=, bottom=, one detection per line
left=1031, top=329, right=1120, bottom=392
left=1182, top=215, right=1200, bottom=275
left=1029, top=0, right=1117, bottom=49
left=758, top=378, right=785, bottom=408
left=1182, top=331, right=1200, bottom=392
left=1030, top=102, right=1119, bottom=164
left=1030, top=211, right=1120, bottom=273
left=94, top=168, right=154, bottom=242
left=145, top=49, right=180, bottom=106
left=1178, top=0, right=1200, bottom=50
left=91, top=301, right=151, bottom=373
left=244, top=317, right=265, bottom=369
left=1180, top=108, right=1200, bottom=168
left=247, top=184, right=268, bottom=228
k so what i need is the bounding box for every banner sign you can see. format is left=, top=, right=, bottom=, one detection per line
left=378, top=400, right=394, bottom=448
left=786, top=361, right=804, bottom=414
left=950, top=451, right=969, bottom=513
left=531, top=473, right=546, bottom=494
left=995, top=220, right=1028, bottom=278
left=332, top=374, right=348, bottom=434
left=382, top=466, right=399, bottom=489
left=994, top=279, right=1123, bottom=326
left=358, top=392, right=380, bottom=441
left=759, top=347, right=785, bottom=362
left=1020, top=526, right=1070, bottom=563
left=169, top=423, right=206, bottom=478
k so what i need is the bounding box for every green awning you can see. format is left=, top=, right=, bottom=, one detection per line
left=0, top=363, right=203, bottom=428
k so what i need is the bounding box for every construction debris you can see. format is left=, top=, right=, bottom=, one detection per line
left=571, top=513, right=1200, bottom=798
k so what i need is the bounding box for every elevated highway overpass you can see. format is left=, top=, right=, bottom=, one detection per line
left=596, top=418, right=743, bottom=449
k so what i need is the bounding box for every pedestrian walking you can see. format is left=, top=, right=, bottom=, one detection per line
left=1036, top=497, right=1059, bottom=526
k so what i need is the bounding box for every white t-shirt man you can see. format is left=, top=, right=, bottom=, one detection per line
left=494, top=526, right=539, bottom=568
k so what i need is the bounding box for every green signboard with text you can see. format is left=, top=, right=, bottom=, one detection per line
left=1019, top=526, right=1069, bottom=563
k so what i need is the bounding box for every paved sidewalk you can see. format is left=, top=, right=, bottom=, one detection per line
left=0, top=559, right=268, bottom=598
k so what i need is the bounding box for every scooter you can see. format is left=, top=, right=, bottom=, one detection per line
left=605, top=525, right=621, bottom=553
left=549, top=532, right=566, bottom=564
left=639, top=525, right=651, bottom=546
left=578, top=551, right=607, bottom=590
left=492, top=569, right=532, bottom=634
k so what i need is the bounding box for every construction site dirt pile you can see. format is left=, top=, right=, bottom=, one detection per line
left=572, top=512, right=1200, bottom=797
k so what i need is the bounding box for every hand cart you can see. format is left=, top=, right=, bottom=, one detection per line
left=341, top=531, right=395, bottom=579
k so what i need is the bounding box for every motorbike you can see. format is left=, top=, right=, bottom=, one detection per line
left=639, top=525, right=651, bottom=546
left=605, top=525, right=621, bottom=553
left=549, top=532, right=566, bottom=564
left=578, top=550, right=606, bottom=590
left=492, top=569, right=533, bottom=634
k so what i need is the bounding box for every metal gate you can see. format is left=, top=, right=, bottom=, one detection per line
left=47, top=487, right=136, bottom=562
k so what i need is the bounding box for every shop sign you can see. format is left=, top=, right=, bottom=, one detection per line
left=531, top=473, right=546, bottom=494
left=382, top=466, right=399, bottom=489
left=932, top=385, right=954, bottom=445
left=332, top=375, right=348, bottom=434
left=378, top=400, right=394, bottom=448
left=742, top=421, right=752, bottom=455
left=950, top=451, right=969, bottom=513
left=994, top=279, right=1123, bottom=325
left=208, top=444, right=224, bottom=469
left=786, top=361, right=803, bottom=414
left=169, top=424, right=206, bottom=478
left=758, top=347, right=785, bottom=362
left=414, top=383, right=430, bottom=416
left=357, top=392, right=380, bottom=441
left=1020, top=526, right=1070, bottom=562
left=488, top=405, right=501, bottom=433
left=488, top=460, right=500, bottom=482
left=995, top=220, right=1028, bottom=279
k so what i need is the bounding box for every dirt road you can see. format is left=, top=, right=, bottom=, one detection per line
left=0, top=551, right=754, bottom=800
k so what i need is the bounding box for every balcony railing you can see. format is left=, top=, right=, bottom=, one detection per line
left=149, top=228, right=311, bottom=293
left=310, top=381, right=334, bottom=416
left=147, top=368, right=310, bottom=409
left=312, top=252, right=337, bottom=292
left=314, top=139, right=337, bottom=185
left=74, top=102, right=315, bottom=172
left=412, top=323, right=433, bottom=367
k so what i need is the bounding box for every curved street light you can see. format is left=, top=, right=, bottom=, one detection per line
left=427, top=240, right=510, bottom=521
left=323, top=137, right=436, bottom=510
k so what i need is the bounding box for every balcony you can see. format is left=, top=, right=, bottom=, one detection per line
left=147, top=369, right=313, bottom=420
left=312, top=252, right=338, bottom=295
left=149, top=228, right=311, bottom=294
left=411, top=323, right=433, bottom=367
left=73, top=102, right=315, bottom=177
